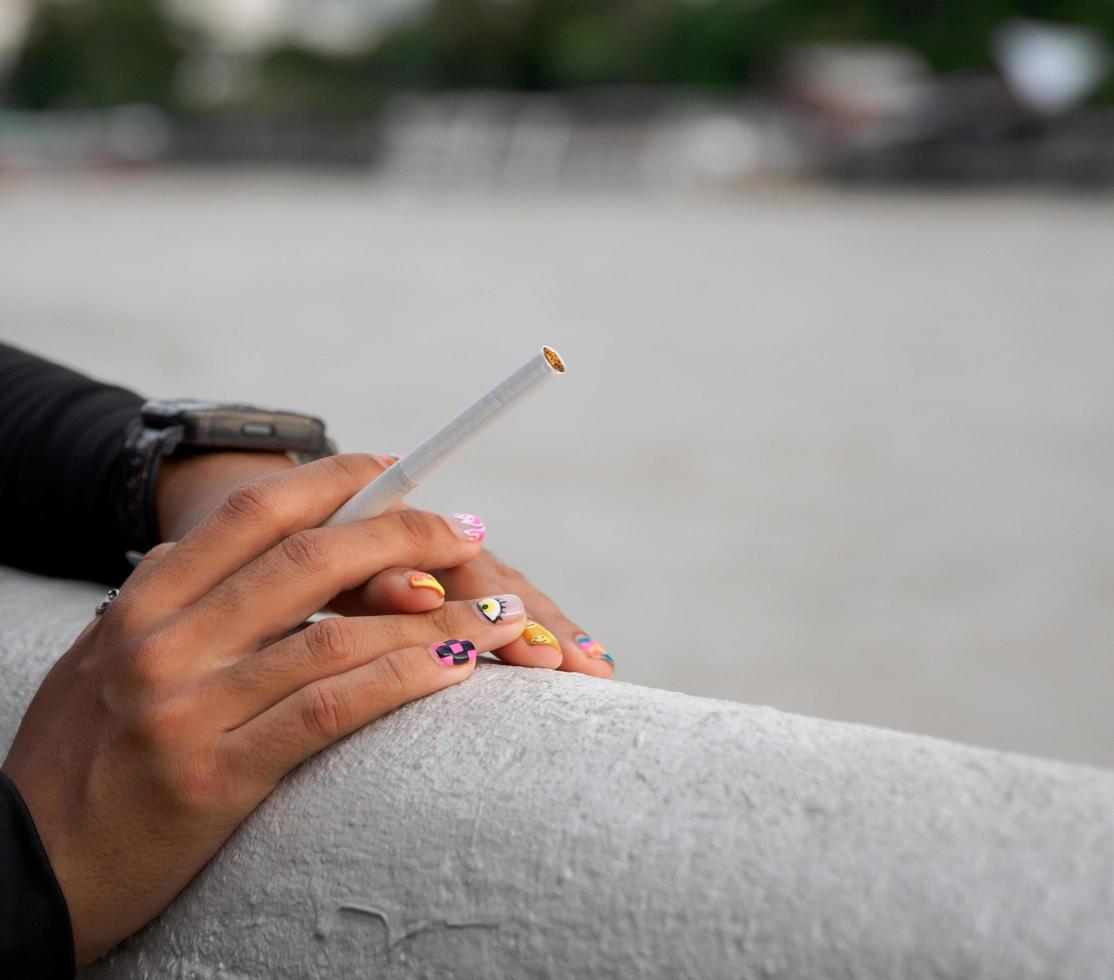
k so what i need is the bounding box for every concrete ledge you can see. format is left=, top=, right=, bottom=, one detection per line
left=1, top=566, right=1112, bottom=979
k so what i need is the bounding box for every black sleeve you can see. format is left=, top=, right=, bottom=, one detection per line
left=0, top=341, right=143, bottom=587
left=0, top=773, right=74, bottom=979
left=0, top=342, right=138, bottom=978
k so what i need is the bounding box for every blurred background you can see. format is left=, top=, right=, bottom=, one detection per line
left=2, top=1, right=1113, bottom=767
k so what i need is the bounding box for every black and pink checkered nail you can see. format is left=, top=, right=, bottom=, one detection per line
left=430, top=638, right=477, bottom=668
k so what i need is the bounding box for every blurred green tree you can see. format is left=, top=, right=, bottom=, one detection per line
left=361, top=0, right=1114, bottom=93
left=4, top=0, right=1113, bottom=111
left=7, top=0, right=184, bottom=110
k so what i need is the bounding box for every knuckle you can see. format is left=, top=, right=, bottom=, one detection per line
left=323, top=452, right=377, bottom=484
left=376, top=649, right=417, bottom=700
left=309, top=453, right=379, bottom=501
left=127, top=692, right=188, bottom=757
left=166, top=752, right=222, bottom=812
left=394, top=509, right=432, bottom=551
left=304, top=617, right=354, bottom=664
left=126, top=631, right=171, bottom=688
left=426, top=602, right=459, bottom=639
left=223, top=479, right=282, bottom=525
left=364, top=614, right=407, bottom=652
left=280, top=530, right=332, bottom=574
left=302, top=684, right=350, bottom=742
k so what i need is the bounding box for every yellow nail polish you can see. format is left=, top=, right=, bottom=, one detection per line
left=408, top=572, right=445, bottom=597
left=522, top=620, right=560, bottom=650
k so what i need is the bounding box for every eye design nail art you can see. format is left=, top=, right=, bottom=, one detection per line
left=431, top=639, right=477, bottom=667
left=479, top=596, right=512, bottom=619
left=408, top=572, right=445, bottom=597
left=522, top=621, right=560, bottom=650
left=476, top=596, right=505, bottom=622
left=448, top=513, right=486, bottom=543
left=575, top=633, right=613, bottom=665
left=474, top=594, right=525, bottom=624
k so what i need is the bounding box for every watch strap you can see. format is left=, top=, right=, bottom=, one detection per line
left=118, top=402, right=337, bottom=554
left=119, top=418, right=176, bottom=554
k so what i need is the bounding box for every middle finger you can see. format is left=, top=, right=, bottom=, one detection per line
left=185, top=509, right=486, bottom=657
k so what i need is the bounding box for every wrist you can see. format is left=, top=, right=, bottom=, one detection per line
left=120, top=400, right=335, bottom=553
left=156, top=451, right=297, bottom=543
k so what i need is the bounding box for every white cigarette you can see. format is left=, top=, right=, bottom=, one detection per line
left=323, top=346, right=566, bottom=527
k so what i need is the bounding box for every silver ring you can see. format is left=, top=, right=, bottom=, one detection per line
left=95, top=588, right=120, bottom=616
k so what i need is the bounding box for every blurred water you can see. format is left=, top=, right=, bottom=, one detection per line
left=3, top=171, right=1113, bottom=766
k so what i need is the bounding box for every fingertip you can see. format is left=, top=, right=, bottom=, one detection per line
left=492, top=629, right=564, bottom=670
left=345, top=567, right=447, bottom=616
left=407, top=571, right=446, bottom=602
left=558, top=631, right=614, bottom=678
left=428, top=638, right=479, bottom=671
left=442, top=513, right=487, bottom=545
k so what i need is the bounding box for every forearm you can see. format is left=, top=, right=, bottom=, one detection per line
left=0, top=343, right=142, bottom=586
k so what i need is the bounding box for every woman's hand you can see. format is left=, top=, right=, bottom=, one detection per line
left=2, top=454, right=527, bottom=965
left=157, top=452, right=613, bottom=677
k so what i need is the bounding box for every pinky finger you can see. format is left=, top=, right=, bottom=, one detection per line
left=222, top=639, right=477, bottom=790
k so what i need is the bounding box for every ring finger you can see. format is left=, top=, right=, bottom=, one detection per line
left=205, top=595, right=527, bottom=725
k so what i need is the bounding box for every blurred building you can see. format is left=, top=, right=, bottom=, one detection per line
left=1, top=2, right=1112, bottom=186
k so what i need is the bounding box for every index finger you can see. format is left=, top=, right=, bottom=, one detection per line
left=132, top=453, right=386, bottom=610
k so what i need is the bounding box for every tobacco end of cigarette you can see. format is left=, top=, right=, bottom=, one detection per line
left=542, top=346, right=566, bottom=374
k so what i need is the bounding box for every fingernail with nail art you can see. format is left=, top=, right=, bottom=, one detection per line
left=373, top=454, right=401, bottom=468
left=522, top=621, right=561, bottom=651
left=445, top=513, right=486, bottom=543
left=576, top=633, right=613, bottom=666
left=430, top=638, right=476, bottom=667
left=408, top=572, right=445, bottom=597
left=475, top=594, right=525, bottom=624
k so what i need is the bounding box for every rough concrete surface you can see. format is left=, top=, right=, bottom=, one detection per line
left=3, top=175, right=1114, bottom=768
left=2, top=567, right=1113, bottom=979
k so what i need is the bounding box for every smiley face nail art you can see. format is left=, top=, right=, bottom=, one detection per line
left=475, top=594, right=525, bottom=624
left=522, top=621, right=560, bottom=650
left=431, top=639, right=476, bottom=667
left=575, top=633, right=613, bottom=665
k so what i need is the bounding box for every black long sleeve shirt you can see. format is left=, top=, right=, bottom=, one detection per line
left=1, top=341, right=146, bottom=978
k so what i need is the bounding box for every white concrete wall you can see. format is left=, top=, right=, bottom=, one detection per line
left=2, top=567, right=1113, bottom=978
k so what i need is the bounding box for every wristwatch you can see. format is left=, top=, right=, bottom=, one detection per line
left=119, top=399, right=338, bottom=554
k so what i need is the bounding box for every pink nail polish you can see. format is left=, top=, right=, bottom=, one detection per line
left=430, top=638, right=477, bottom=667
left=445, top=513, right=486, bottom=543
